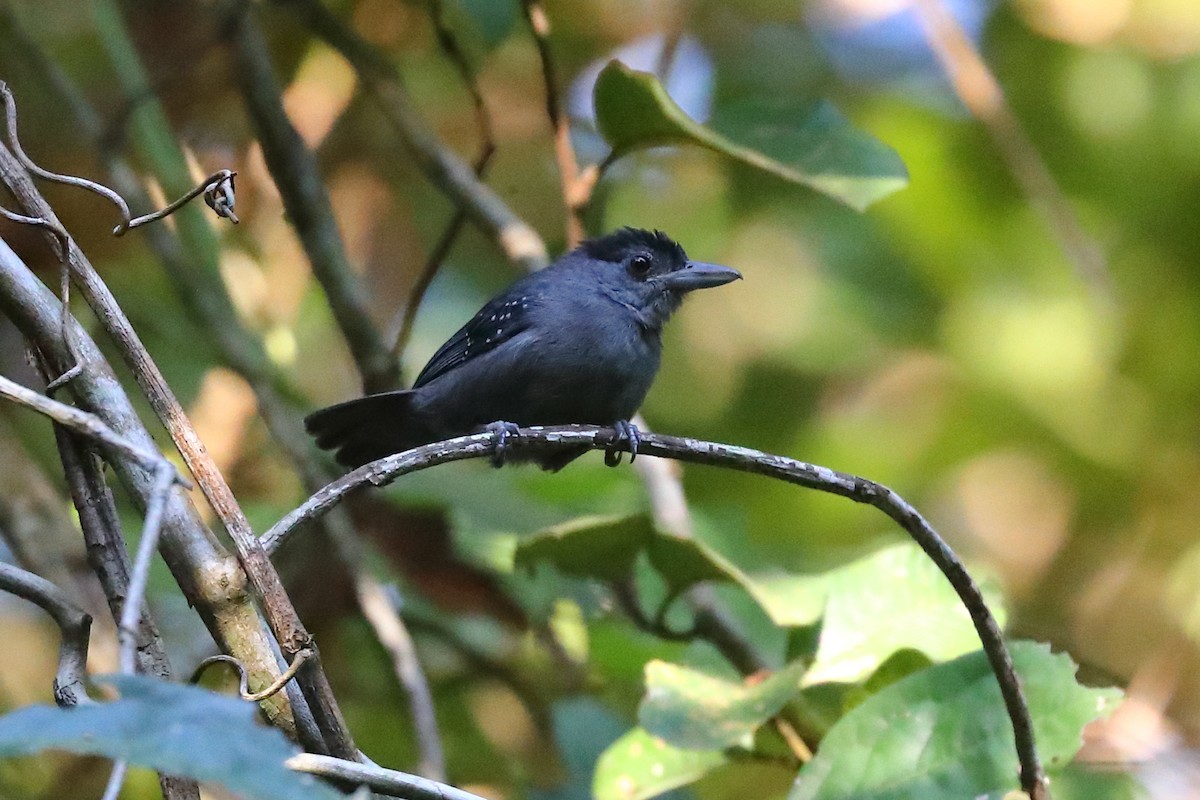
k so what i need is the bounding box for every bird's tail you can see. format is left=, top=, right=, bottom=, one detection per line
left=305, top=390, right=422, bottom=468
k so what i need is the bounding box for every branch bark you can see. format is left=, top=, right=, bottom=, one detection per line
left=260, top=425, right=1044, bottom=796
left=0, top=563, right=92, bottom=707
left=4, top=11, right=446, bottom=766
left=0, top=234, right=297, bottom=738
left=49, top=412, right=198, bottom=800
left=288, top=753, right=489, bottom=800
left=0, top=135, right=360, bottom=758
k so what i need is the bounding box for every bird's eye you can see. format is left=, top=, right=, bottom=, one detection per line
left=628, top=255, right=652, bottom=278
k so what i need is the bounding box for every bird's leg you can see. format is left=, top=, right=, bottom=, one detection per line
left=604, top=420, right=640, bottom=467
left=485, top=420, right=522, bottom=467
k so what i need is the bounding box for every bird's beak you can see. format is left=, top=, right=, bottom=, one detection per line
left=660, top=261, right=743, bottom=292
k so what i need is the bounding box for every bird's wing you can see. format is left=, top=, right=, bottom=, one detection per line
left=413, top=289, right=539, bottom=388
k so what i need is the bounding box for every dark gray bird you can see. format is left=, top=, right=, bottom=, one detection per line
left=305, top=228, right=741, bottom=470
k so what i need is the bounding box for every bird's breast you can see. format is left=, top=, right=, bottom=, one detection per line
left=527, top=316, right=660, bottom=422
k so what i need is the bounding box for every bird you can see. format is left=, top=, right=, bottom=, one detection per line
left=305, top=227, right=741, bottom=471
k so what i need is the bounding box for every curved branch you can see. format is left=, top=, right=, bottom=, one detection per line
left=0, top=563, right=93, bottom=707
left=191, top=649, right=313, bottom=702
left=261, top=424, right=1044, bottom=796
left=0, top=135, right=356, bottom=758
left=0, top=204, right=82, bottom=389
left=0, top=81, right=236, bottom=236
left=1, top=370, right=186, bottom=668
left=287, top=753, right=489, bottom=800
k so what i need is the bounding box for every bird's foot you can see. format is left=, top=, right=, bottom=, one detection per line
left=604, top=420, right=640, bottom=467
left=485, top=420, right=522, bottom=467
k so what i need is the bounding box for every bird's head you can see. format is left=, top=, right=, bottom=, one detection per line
left=578, top=228, right=742, bottom=330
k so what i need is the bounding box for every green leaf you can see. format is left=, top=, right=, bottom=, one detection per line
left=842, top=648, right=935, bottom=712
left=517, top=523, right=1005, bottom=682
left=0, top=675, right=340, bottom=800
left=639, top=659, right=807, bottom=750
left=514, top=515, right=731, bottom=597
left=593, top=60, right=908, bottom=210
left=516, top=514, right=815, bottom=628
left=593, top=727, right=727, bottom=800
left=791, top=542, right=1008, bottom=684
left=515, top=515, right=657, bottom=584
left=789, top=642, right=1122, bottom=800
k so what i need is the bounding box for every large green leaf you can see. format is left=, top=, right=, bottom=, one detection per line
left=781, top=542, right=1008, bottom=684
left=0, top=675, right=340, bottom=800
left=514, top=520, right=1001, bottom=671
left=639, top=659, right=807, bottom=750
left=593, top=60, right=908, bottom=210
left=593, top=727, right=727, bottom=800
left=789, top=642, right=1122, bottom=800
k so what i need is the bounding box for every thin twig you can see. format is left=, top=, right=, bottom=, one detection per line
left=0, top=373, right=181, bottom=679
left=308, top=494, right=447, bottom=780
left=49, top=423, right=202, bottom=800
left=99, top=760, right=128, bottom=800
left=191, top=648, right=314, bottom=702
left=5, top=12, right=432, bottom=763
left=0, top=204, right=81, bottom=389
left=912, top=0, right=1107, bottom=304
left=259, top=424, right=1043, bottom=796
left=117, top=461, right=177, bottom=674
left=0, top=373, right=185, bottom=483
left=386, top=207, right=472, bottom=364
left=225, top=3, right=399, bottom=394
left=0, top=563, right=93, bottom=706
left=0, top=81, right=237, bottom=236
left=282, top=0, right=549, bottom=272
left=520, top=0, right=584, bottom=246
left=117, top=169, right=239, bottom=234
left=655, top=16, right=688, bottom=80
left=355, top=577, right=445, bottom=780
left=388, top=0, right=500, bottom=362
left=773, top=718, right=812, bottom=763
left=288, top=753, right=490, bottom=800
left=404, top=612, right=556, bottom=742
left=426, top=0, right=495, bottom=164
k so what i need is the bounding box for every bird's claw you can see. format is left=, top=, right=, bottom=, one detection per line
left=604, top=420, right=640, bottom=467
left=486, top=420, right=522, bottom=467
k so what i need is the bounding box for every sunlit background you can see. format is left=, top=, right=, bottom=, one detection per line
left=2, top=0, right=1200, bottom=797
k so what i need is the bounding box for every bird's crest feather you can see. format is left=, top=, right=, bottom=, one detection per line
left=580, top=227, right=687, bottom=265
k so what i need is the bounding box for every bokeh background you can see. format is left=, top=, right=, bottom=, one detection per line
left=1, top=0, right=1200, bottom=797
